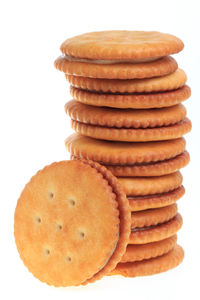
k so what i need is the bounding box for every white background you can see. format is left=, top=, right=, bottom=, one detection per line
left=1, top=0, right=199, bottom=299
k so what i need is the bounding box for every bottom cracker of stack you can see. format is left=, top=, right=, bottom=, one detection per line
left=109, top=245, right=184, bottom=277
left=109, top=207, right=183, bottom=277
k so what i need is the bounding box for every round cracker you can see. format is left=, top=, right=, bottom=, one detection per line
left=60, top=31, right=184, bottom=60
left=80, top=160, right=131, bottom=284
left=14, top=160, right=127, bottom=286
left=71, top=117, right=191, bottom=142
left=55, top=55, right=178, bottom=79
left=103, top=151, right=190, bottom=177
left=129, top=213, right=183, bottom=244
left=70, top=85, right=191, bottom=109
left=128, top=186, right=185, bottom=211
left=121, top=235, right=177, bottom=263
left=131, top=204, right=178, bottom=228
left=66, top=69, right=187, bottom=93
left=110, top=244, right=184, bottom=277
left=66, top=134, right=186, bottom=165
left=66, top=101, right=187, bottom=129
left=118, top=171, right=183, bottom=196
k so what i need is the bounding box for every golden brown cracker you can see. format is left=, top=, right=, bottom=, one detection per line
left=104, top=151, right=189, bottom=177
left=55, top=55, right=178, bottom=79
left=110, top=244, right=184, bottom=277
left=66, top=101, right=186, bottom=128
left=14, top=160, right=127, bottom=286
left=121, top=235, right=177, bottom=263
left=129, top=213, right=183, bottom=244
left=70, top=85, right=191, bottom=109
left=118, top=171, right=183, bottom=196
left=66, top=134, right=186, bottom=165
left=66, top=69, right=187, bottom=93
left=128, top=186, right=185, bottom=211
left=80, top=160, right=131, bottom=284
left=70, top=117, right=191, bottom=142
left=131, top=204, right=178, bottom=228
left=60, top=31, right=184, bottom=60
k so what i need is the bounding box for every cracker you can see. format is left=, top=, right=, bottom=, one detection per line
left=131, top=204, right=177, bottom=228
left=71, top=117, right=191, bottom=142
left=103, top=151, right=189, bottom=177
left=14, top=160, right=129, bottom=286
left=66, top=101, right=186, bottom=128
left=66, top=69, right=187, bottom=93
left=80, top=160, right=131, bottom=284
left=129, top=213, right=183, bottom=244
left=66, top=134, right=186, bottom=165
left=128, top=186, right=185, bottom=211
left=121, top=235, right=177, bottom=263
left=110, top=244, right=184, bottom=277
left=118, top=171, right=183, bottom=196
left=70, top=85, right=191, bottom=109
left=60, top=31, right=184, bottom=60
left=55, top=55, right=178, bottom=79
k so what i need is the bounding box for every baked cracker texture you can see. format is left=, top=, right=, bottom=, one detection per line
left=65, top=69, right=187, bottom=93
left=80, top=160, right=131, bottom=284
left=55, top=55, right=178, bottom=79
left=70, top=85, right=191, bottom=109
left=131, top=203, right=178, bottom=228
left=60, top=31, right=184, bottom=60
left=128, top=186, right=185, bottom=211
left=109, top=245, right=184, bottom=277
left=70, top=117, right=191, bottom=142
left=118, top=171, right=183, bottom=196
left=14, top=160, right=131, bottom=287
left=103, top=151, right=189, bottom=177
left=66, top=101, right=187, bottom=128
left=129, top=213, right=183, bottom=244
left=121, top=235, right=177, bottom=263
left=66, top=134, right=186, bottom=165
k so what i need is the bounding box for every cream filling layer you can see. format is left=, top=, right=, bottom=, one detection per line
left=64, top=55, right=162, bottom=64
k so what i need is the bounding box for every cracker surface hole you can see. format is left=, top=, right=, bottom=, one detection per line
left=57, top=224, right=62, bottom=230
left=68, top=198, right=76, bottom=207
left=78, top=231, right=85, bottom=239
left=35, top=216, right=41, bottom=224
left=44, top=249, right=50, bottom=256
left=66, top=256, right=72, bottom=263
left=48, top=192, right=54, bottom=200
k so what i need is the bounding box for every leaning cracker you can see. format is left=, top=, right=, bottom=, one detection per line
left=118, top=171, right=183, bottom=196
left=129, top=213, right=183, bottom=244
left=66, top=101, right=187, bottom=129
left=66, top=69, right=187, bottom=93
left=60, top=31, right=184, bottom=60
left=121, top=235, right=177, bottom=263
left=70, top=85, right=191, bottom=109
left=55, top=55, right=178, bottom=79
left=71, top=117, right=191, bottom=142
left=110, top=245, right=184, bottom=277
left=14, top=160, right=129, bottom=286
left=78, top=160, right=131, bottom=284
left=104, top=151, right=189, bottom=177
left=128, top=186, right=185, bottom=211
left=131, top=204, right=178, bottom=228
left=66, top=134, right=186, bottom=165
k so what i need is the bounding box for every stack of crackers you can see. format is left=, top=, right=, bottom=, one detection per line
left=55, top=31, right=191, bottom=278
left=14, top=31, right=191, bottom=287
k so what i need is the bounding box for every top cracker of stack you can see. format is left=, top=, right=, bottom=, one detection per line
left=55, top=31, right=191, bottom=143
